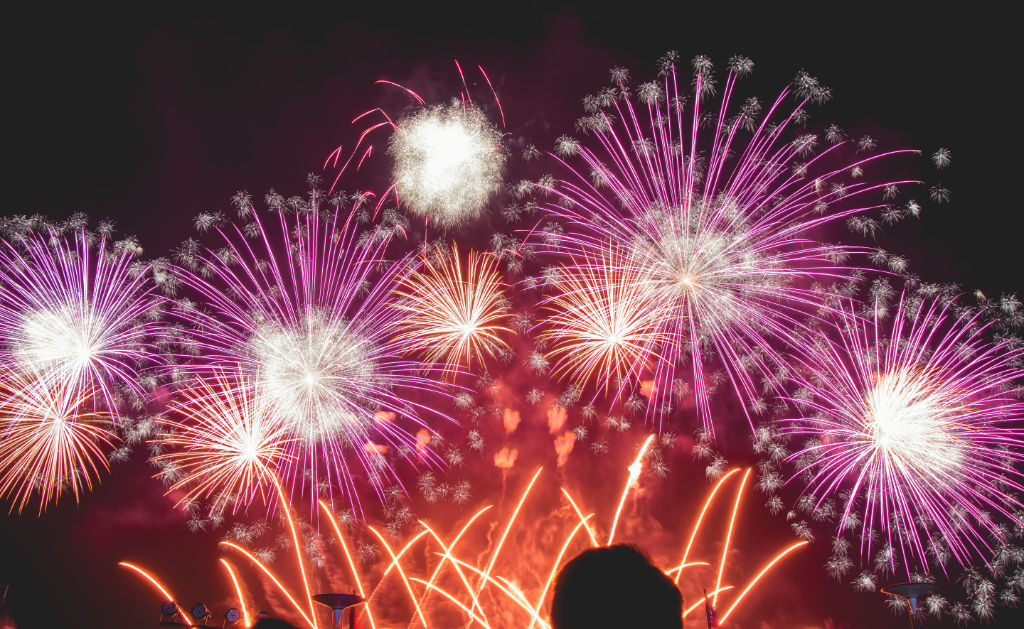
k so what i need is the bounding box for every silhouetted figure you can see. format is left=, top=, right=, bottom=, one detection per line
left=551, top=544, right=683, bottom=629
left=252, top=618, right=300, bottom=629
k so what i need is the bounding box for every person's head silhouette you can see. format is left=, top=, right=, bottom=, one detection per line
left=550, top=544, right=683, bottom=629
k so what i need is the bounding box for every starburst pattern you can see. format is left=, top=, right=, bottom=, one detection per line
left=171, top=199, right=451, bottom=507
left=391, top=244, right=512, bottom=372
left=786, top=295, right=1024, bottom=571
left=538, top=54, right=915, bottom=431
left=154, top=371, right=293, bottom=513
left=0, top=228, right=164, bottom=415
left=0, top=373, right=117, bottom=514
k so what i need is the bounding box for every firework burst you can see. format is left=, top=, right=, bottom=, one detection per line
left=389, top=104, right=505, bottom=228
left=327, top=63, right=507, bottom=229
left=391, top=243, right=512, bottom=373
left=154, top=371, right=294, bottom=513
left=0, top=372, right=118, bottom=514
left=538, top=54, right=916, bottom=431
left=785, top=294, right=1024, bottom=571
left=170, top=199, right=451, bottom=509
left=0, top=228, right=164, bottom=415
left=538, top=248, right=676, bottom=400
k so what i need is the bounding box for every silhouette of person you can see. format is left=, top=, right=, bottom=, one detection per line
left=551, top=544, right=683, bottom=629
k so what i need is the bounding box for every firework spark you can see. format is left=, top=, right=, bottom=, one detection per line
left=539, top=54, right=916, bottom=431
left=0, top=373, right=117, bottom=514
left=170, top=201, right=451, bottom=508
left=786, top=295, right=1024, bottom=571
left=0, top=228, right=164, bottom=415
left=392, top=243, right=512, bottom=373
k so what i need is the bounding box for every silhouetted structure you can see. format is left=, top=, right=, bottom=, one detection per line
left=551, top=544, right=684, bottom=629
left=881, top=582, right=936, bottom=629
left=251, top=618, right=300, bottom=629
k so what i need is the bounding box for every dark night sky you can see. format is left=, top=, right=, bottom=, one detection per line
left=1, top=3, right=1021, bottom=628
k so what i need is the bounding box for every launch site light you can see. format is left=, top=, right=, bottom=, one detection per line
left=160, top=602, right=178, bottom=618
left=224, top=608, right=242, bottom=624
left=190, top=602, right=210, bottom=621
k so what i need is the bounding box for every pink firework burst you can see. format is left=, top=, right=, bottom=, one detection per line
left=537, top=53, right=918, bottom=433
left=0, top=227, right=165, bottom=418
left=785, top=294, right=1024, bottom=572
left=168, top=195, right=452, bottom=512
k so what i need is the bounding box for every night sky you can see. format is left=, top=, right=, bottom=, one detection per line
left=1, top=4, right=1022, bottom=628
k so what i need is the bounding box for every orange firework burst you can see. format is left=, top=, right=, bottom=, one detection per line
left=0, top=372, right=117, bottom=514
left=539, top=249, right=676, bottom=399
left=392, top=243, right=512, bottom=373
left=154, top=371, right=294, bottom=514
left=123, top=438, right=806, bottom=628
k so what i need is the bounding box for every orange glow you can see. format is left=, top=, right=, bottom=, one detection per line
left=417, top=508, right=494, bottom=627
left=363, top=441, right=389, bottom=455
left=318, top=499, right=379, bottom=629
left=271, top=475, right=316, bottom=626
left=219, top=558, right=252, bottom=627
left=220, top=542, right=315, bottom=629
left=640, top=379, right=656, bottom=399
left=546, top=406, right=567, bottom=433
left=373, top=410, right=396, bottom=422
left=410, top=577, right=493, bottom=628
left=416, top=428, right=432, bottom=452
left=367, top=525, right=429, bottom=628
left=503, top=408, right=521, bottom=433
left=475, top=467, right=544, bottom=609
left=553, top=431, right=576, bottom=466
left=682, top=586, right=733, bottom=617
left=607, top=434, right=655, bottom=545
left=530, top=517, right=592, bottom=629
left=493, top=447, right=517, bottom=468
left=713, top=468, right=751, bottom=607
left=442, top=556, right=552, bottom=627
left=124, top=440, right=804, bottom=628
left=664, top=560, right=711, bottom=576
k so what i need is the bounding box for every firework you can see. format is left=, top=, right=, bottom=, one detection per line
left=0, top=372, right=117, bottom=514
left=170, top=200, right=451, bottom=508
left=154, top=371, right=293, bottom=513
left=0, top=228, right=164, bottom=415
left=327, top=63, right=506, bottom=229
left=392, top=243, right=512, bottom=373
left=123, top=437, right=808, bottom=628
left=785, top=295, right=1024, bottom=571
left=538, top=248, right=676, bottom=400
left=538, top=54, right=916, bottom=432
left=389, top=104, right=505, bottom=228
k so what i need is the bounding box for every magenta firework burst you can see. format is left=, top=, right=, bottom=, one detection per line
left=785, top=295, right=1024, bottom=571
left=537, top=54, right=917, bottom=432
left=169, top=197, right=452, bottom=510
left=0, top=228, right=164, bottom=416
